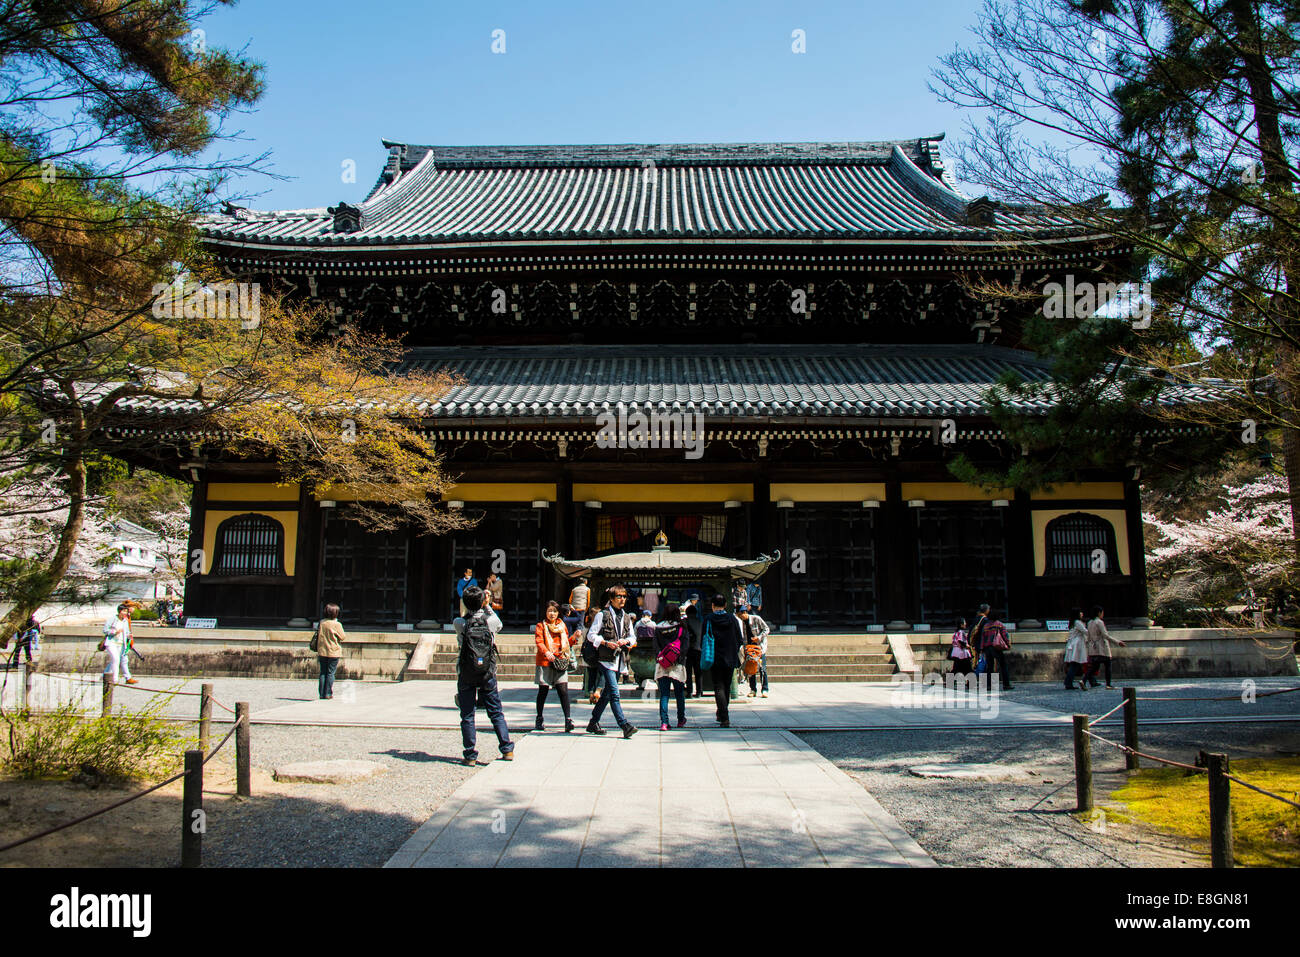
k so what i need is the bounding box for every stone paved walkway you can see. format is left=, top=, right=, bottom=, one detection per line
left=247, top=677, right=1065, bottom=730
left=384, top=728, right=936, bottom=868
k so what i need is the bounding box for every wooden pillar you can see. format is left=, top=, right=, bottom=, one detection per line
left=1123, top=477, right=1149, bottom=618
left=881, top=473, right=909, bottom=623
left=290, top=486, right=322, bottom=624
left=1006, top=489, right=1036, bottom=622
left=554, top=471, right=573, bottom=598
left=183, top=479, right=207, bottom=616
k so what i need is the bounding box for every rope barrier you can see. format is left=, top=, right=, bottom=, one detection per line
left=1135, top=686, right=1300, bottom=702
left=1082, top=727, right=1206, bottom=772
left=10, top=672, right=240, bottom=715
left=0, top=714, right=246, bottom=855
left=1222, top=774, right=1300, bottom=811
left=1091, top=699, right=1129, bottom=723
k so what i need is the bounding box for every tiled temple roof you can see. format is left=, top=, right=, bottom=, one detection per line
left=201, top=139, right=1073, bottom=248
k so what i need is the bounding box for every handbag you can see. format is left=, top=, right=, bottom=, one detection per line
left=699, top=619, right=715, bottom=671
left=974, top=654, right=988, bottom=675
left=309, top=628, right=319, bottom=653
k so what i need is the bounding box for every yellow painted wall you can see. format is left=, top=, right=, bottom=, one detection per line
left=770, top=483, right=887, bottom=502
left=201, top=510, right=297, bottom=576
left=901, top=482, right=1015, bottom=501
left=1031, top=482, right=1125, bottom=501
left=572, top=483, right=754, bottom=503
left=442, top=483, right=557, bottom=502
left=313, top=484, right=423, bottom=503
left=1031, top=508, right=1130, bottom=576
left=207, top=482, right=299, bottom=501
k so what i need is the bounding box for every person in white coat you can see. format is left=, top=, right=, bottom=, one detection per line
left=738, top=610, right=770, bottom=697
left=1063, top=608, right=1090, bottom=690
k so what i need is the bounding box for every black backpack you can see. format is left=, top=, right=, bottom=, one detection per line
left=460, top=613, right=496, bottom=676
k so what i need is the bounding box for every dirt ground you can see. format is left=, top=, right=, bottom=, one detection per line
left=0, top=763, right=284, bottom=869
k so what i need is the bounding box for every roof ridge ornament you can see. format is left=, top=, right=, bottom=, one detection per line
left=966, top=195, right=1001, bottom=226
left=328, top=201, right=362, bottom=233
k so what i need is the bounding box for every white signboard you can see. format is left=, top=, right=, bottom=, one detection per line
left=186, top=618, right=218, bottom=629
left=1046, top=620, right=1070, bottom=631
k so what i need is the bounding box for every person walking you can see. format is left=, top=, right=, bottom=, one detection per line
left=746, top=581, right=763, bottom=616
left=654, top=602, right=689, bottom=729
left=534, top=600, right=575, bottom=732
left=968, top=603, right=990, bottom=671
left=456, top=568, right=478, bottom=617
left=315, top=603, right=346, bottom=699
left=683, top=601, right=705, bottom=697
left=1084, top=605, right=1126, bottom=689
left=738, top=609, right=770, bottom=697
left=7, top=614, right=40, bottom=668
left=702, top=593, right=744, bottom=727
left=454, top=585, right=514, bottom=765
left=979, top=608, right=1013, bottom=690
left=585, top=585, right=638, bottom=738
left=949, top=618, right=973, bottom=676
left=1064, top=609, right=1089, bottom=690
left=100, top=603, right=139, bottom=685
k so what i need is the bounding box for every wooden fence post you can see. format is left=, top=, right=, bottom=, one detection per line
left=199, top=683, right=213, bottom=755
left=1202, top=750, right=1234, bottom=869
left=101, top=675, right=113, bottom=717
left=1073, top=713, right=1093, bottom=813
left=182, top=749, right=203, bottom=868
left=16, top=663, right=26, bottom=711
left=235, top=702, right=251, bottom=798
left=1123, top=687, right=1139, bottom=771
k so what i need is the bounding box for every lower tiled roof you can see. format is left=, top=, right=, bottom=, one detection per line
left=394, top=344, right=1054, bottom=419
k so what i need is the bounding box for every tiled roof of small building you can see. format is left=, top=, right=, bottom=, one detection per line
left=201, top=139, right=1071, bottom=247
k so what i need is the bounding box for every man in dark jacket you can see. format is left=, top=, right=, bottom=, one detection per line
left=703, top=593, right=744, bottom=727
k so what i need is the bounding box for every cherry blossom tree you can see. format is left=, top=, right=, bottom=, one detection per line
left=1146, top=472, right=1296, bottom=619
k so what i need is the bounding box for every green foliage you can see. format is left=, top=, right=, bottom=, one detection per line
left=2, top=696, right=193, bottom=781
left=130, top=606, right=159, bottom=621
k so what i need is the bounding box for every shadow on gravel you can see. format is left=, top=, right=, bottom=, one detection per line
left=370, top=748, right=469, bottom=766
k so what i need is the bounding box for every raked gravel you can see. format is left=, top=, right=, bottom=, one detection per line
left=801, top=721, right=1300, bottom=868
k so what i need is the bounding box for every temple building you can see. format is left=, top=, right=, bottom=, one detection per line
left=127, top=137, right=1183, bottom=630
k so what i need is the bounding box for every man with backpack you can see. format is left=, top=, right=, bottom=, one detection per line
left=583, top=584, right=638, bottom=738
left=453, top=585, right=514, bottom=765
left=701, top=593, right=744, bottom=727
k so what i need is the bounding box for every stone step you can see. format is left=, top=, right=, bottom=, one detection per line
left=765, top=663, right=896, bottom=675
left=404, top=670, right=898, bottom=683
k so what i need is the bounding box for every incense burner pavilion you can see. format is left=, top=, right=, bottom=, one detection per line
left=128, top=138, right=1184, bottom=630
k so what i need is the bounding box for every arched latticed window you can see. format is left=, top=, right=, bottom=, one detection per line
left=1044, top=512, right=1119, bottom=576
left=212, top=514, right=285, bottom=576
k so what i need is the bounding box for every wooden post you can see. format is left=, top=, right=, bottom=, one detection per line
left=1123, top=687, right=1139, bottom=771
left=1073, top=713, right=1093, bottom=812
left=101, top=675, right=113, bottom=717
left=199, top=683, right=213, bottom=755
left=1202, top=751, right=1234, bottom=869
left=235, top=701, right=251, bottom=798
left=182, top=749, right=202, bottom=868
left=16, top=663, right=26, bottom=711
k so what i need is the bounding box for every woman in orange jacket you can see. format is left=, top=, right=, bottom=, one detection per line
left=534, top=600, right=575, bottom=732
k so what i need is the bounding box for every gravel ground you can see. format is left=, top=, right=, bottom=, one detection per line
left=801, top=721, right=1300, bottom=867
left=1000, top=676, right=1300, bottom=722
left=195, top=724, right=493, bottom=867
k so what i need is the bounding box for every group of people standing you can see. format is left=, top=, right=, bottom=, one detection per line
left=947, top=603, right=1126, bottom=691
left=946, top=603, right=1013, bottom=690
left=452, top=579, right=773, bottom=765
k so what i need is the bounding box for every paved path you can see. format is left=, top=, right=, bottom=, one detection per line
left=246, top=677, right=1067, bottom=730
left=384, top=728, right=936, bottom=868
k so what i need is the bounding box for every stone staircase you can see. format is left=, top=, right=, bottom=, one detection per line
left=402, top=634, right=898, bottom=683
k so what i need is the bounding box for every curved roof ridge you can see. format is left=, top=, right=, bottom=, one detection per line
left=886, top=145, right=970, bottom=222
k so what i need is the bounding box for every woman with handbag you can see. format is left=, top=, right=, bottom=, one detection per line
left=315, top=603, right=346, bottom=699
left=654, top=602, right=689, bottom=730
left=949, top=618, right=973, bottom=676
left=534, top=600, right=575, bottom=732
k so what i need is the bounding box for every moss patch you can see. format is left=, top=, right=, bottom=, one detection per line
left=1112, top=758, right=1300, bottom=867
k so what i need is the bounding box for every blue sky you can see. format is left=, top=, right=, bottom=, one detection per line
left=202, top=0, right=994, bottom=210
